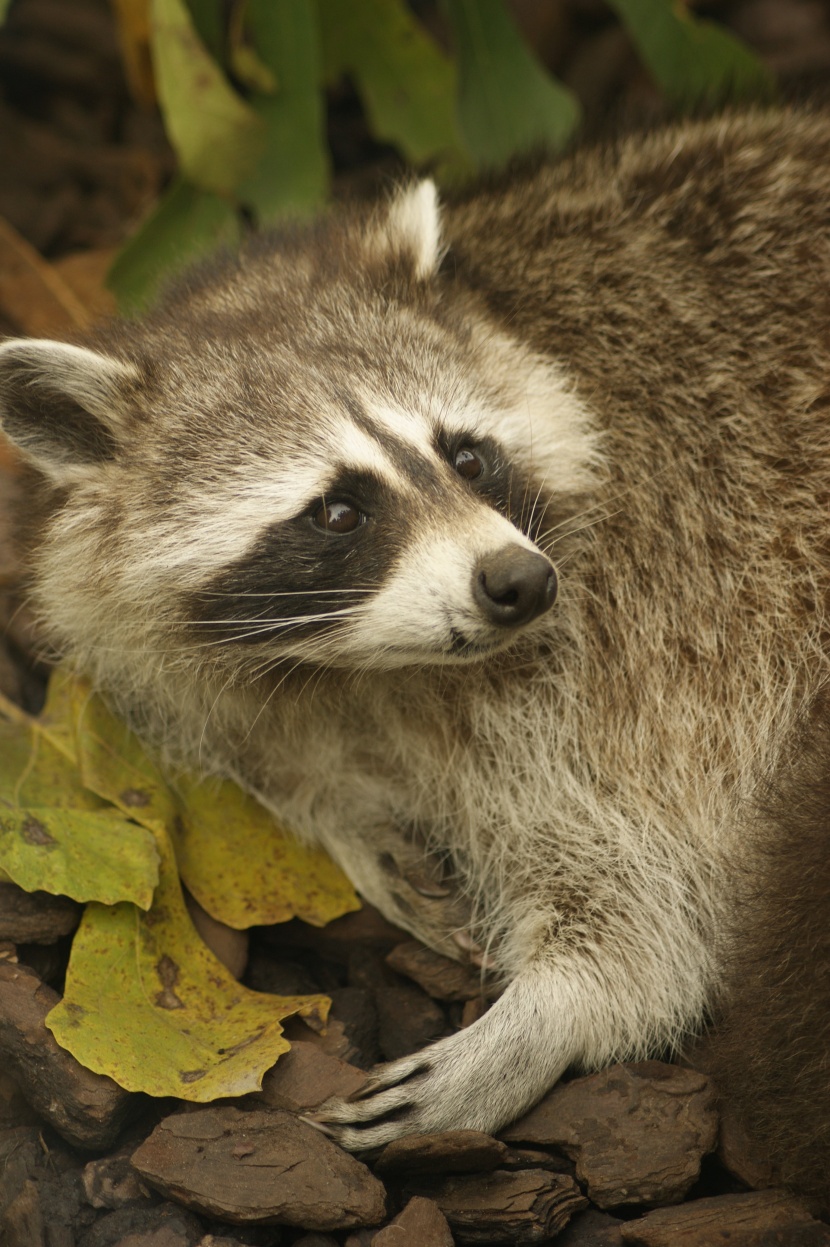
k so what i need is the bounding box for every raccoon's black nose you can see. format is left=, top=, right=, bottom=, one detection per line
left=473, top=547, right=557, bottom=628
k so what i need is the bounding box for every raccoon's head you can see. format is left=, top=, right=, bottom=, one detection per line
left=0, top=182, right=600, bottom=682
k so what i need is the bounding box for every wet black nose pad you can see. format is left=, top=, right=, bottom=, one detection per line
left=472, top=547, right=558, bottom=627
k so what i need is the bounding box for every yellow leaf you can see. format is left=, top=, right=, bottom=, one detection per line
left=172, top=774, right=361, bottom=929
left=0, top=806, right=158, bottom=909
left=67, top=678, right=361, bottom=928
left=68, top=676, right=178, bottom=836
left=0, top=702, right=159, bottom=908
left=47, top=830, right=329, bottom=1100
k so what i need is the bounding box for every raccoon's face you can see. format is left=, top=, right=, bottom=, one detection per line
left=0, top=183, right=599, bottom=675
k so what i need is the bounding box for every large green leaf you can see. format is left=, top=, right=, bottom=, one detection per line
left=150, top=0, right=264, bottom=195
left=0, top=696, right=159, bottom=908
left=238, top=0, right=329, bottom=222
left=64, top=677, right=360, bottom=929
left=107, top=176, right=239, bottom=313
left=0, top=805, right=159, bottom=909
left=442, top=0, right=580, bottom=167
left=47, top=830, right=329, bottom=1100
left=318, top=0, right=462, bottom=168
left=609, top=0, right=774, bottom=108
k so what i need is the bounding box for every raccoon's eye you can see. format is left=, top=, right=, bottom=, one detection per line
left=312, top=499, right=365, bottom=534
left=454, top=447, right=484, bottom=480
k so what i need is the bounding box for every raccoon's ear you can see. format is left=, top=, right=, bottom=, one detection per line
left=0, top=338, right=138, bottom=484
left=371, top=180, right=444, bottom=279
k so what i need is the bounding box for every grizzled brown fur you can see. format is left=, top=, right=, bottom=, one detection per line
left=1, top=109, right=830, bottom=1192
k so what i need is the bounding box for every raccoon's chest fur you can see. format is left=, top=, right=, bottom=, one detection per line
left=3, top=106, right=830, bottom=1166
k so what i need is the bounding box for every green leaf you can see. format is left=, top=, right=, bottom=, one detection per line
left=0, top=699, right=159, bottom=908
left=172, top=774, right=360, bottom=929
left=608, top=0, right=775, bottom=108
left=442, top=0, right=580, bottom=167
left=150, top=0, right=264, bottom=195
left=184, top=0, right=223, bottom=60
left=66, top=676, right=361, bottom=929
left=318, top=0, right=462, bottom=168
left=237, top=0, right=329, bottom=222
left=67, top=680, right=181, bottom=837
left=0, top=806, right=159, bottom=909
left=0, top=0, right=11, bottom=22
left=47, top=830, right=329, bottom=1100
left=107, top=177, right=239, bottom=313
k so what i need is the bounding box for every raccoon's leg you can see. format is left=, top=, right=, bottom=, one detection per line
left=310, top=906, right=712, bottom=1149
left=321, top=825, right=483, bottom=964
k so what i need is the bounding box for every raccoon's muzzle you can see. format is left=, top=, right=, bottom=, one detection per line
left=473, top=546, right=557, bottom=628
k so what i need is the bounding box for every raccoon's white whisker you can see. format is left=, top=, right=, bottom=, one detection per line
left=195, top=588, right=374, bottom=599
left=536, top=505, right=625, bottom=551
left=188, top=609, right=360, bottom=628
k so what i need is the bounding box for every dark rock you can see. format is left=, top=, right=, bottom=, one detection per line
left=348, top=947, right=399, bottom=992
left=375, top=1129, right=509, bottom=1176
left=280, top=1013, right=358, bottom=1065
left=131, top=1106, right=387, bottom=1230
left=0, top=1069, right=41, bottom=1128
left=460, top=997, right=488, bottom=1028
left=370, top=1196, right=454, bottom=1246
left=500, top=1146, right=573, bottom=1173
left=245, top=951, right=324, bottom=998
left=268, top=905, right=409, bottom=967
left=0, top=1128, right=92, bottom=1247
left=502, top=1062, right=718, bottom=1208
left=292, top=1236, right=340, bottom=1247
left=717, top=1104, right=779, bottom=1191
left=77, top=1201, right=205, bottom=1247
left=82, top=1146, right=155, bottom=1210
left=375, top=983, right=447, bottom=1060
left=618, top=1190, right=830, bottom=1246
left=0, top=881, right=80, bottom=943
left=0, top=961, right=134, bottom=1148
left=423, top=1168, right=587, bottom=1244
left=385, top=941, right=487, bottom=1002
left=556, top=1209, right=625, bottom=1245
left=327, top=986, right=380, bottom=1068
left=258, top=1040, right=367, bottom=1113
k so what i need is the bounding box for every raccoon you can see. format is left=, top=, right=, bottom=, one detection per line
left=1, top=108, right=830, bottom=1191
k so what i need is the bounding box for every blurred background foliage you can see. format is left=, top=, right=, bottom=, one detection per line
left=1, top=0, right=811, bottom=323
left=103, top=0, right=773, bottom=309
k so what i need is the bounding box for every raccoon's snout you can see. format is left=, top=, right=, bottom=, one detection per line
left=473, top=547, right=557, bottom=628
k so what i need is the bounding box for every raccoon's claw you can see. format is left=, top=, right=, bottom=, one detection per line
left=306, top=1052, right=433, bottom=1150
left=453, top=928, right=498, bottom=970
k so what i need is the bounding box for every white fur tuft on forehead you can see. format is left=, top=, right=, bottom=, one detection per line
left=377, top=180, right=444, bottom=279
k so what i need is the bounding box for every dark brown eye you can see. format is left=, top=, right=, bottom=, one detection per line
left=312, top=500, right=364, bottom=533
left=454, top=447, right=483, bottom=480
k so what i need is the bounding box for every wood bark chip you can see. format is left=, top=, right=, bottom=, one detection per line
left=370, top=1195, right=454, bottom=1246
left=0, top=880, right=80, bottom=943
left=385, top=940, right=489, bottom=1001
left=502, top=1061, right=718, bottom=1208
left=375, top=1128, right=509, bottom=1176
left=0, top=962, right=133, bottom=1149
left=257, top=1037, right=367, bottom=1112
left=130, top=1106, right=387, bottom=1230
left=618, top=1189, right=830, bottom=1246
left=420, top=1168, right=588, bottom=1244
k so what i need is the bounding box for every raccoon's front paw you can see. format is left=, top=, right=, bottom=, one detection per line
left=306, top=1040, right=483, bottom=1150
left=377, top=851, right=487, bottom=964
left=306, top=1012, right=530, bottom=1150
